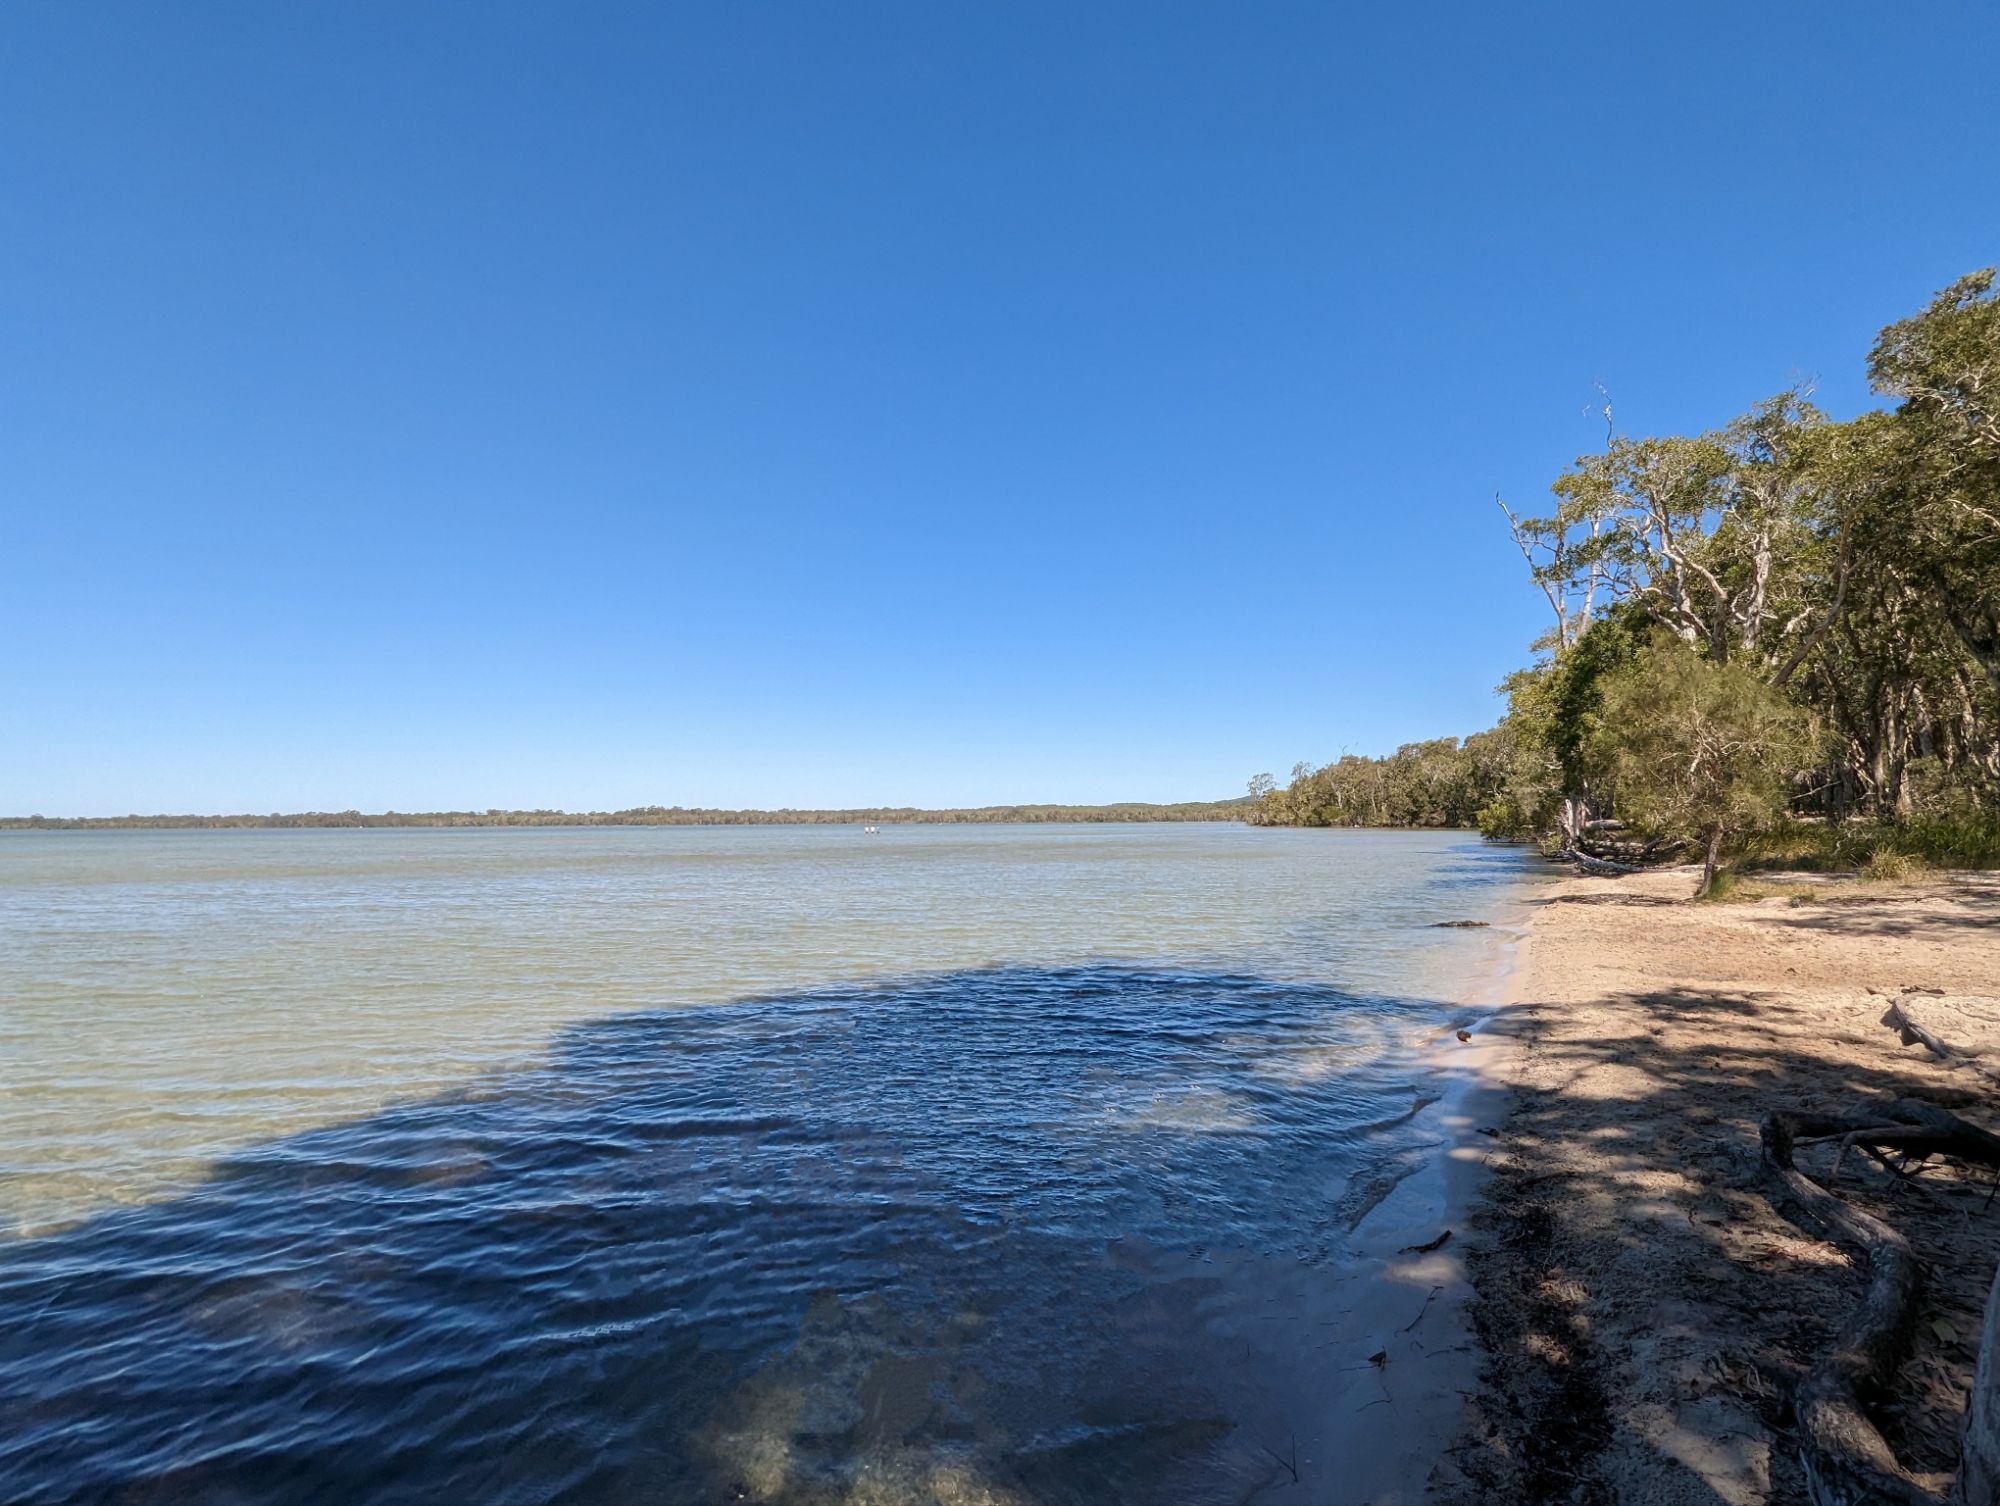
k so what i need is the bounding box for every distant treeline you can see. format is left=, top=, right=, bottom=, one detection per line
left=1246, top=735, right=1510, bottom=830
left=2, top=800, right=1255, bottom=830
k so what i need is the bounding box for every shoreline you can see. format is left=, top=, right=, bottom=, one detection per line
left=1439, top=867, right=2000, bottom=1504
left=1236, top=888, right=1543, bottom=1505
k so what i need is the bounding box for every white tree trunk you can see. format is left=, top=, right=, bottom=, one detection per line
left=1961, top=1261, right=2000, bottom=1505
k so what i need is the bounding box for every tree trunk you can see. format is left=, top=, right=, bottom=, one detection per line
left=1932, top=567, right=2000, bottom=707
left=1695, top=824, right=1725, bottom=899
left=1962, top=1262, right=2000, bottom=1505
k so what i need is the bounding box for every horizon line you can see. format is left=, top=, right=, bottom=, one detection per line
left=1, top=797, right=1259, bottom=830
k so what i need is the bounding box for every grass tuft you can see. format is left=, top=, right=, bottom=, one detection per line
left=1697, top=869, right=1740, bottom=903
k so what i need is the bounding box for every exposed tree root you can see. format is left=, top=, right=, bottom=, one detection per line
left=1760, top=1100, right=2000, bottom=1505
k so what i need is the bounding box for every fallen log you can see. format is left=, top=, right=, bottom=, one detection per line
left=1562, top=832, right=1689, bottom=871
left=1569, top=852, right=1647, bottom=877
left=1762, top=1108, right=1938, bottom=1505
left=1574, top=834, right=1689, bottom=862
left=1877, top=1097, right=2000, bottom=1163
left=1575, top=840, right=1656, bottom=861
left=1869, top=990, right=2000, bottom=1503
left=1760, top=1101, right=2000, bottom=1505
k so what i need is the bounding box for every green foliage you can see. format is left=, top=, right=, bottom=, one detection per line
left=1860, top=849, right=1923, bottom=884
left=1538, top=613, right=1651, bottom=787
left=1587, top=639, right=1820, bottom=892
left=1687, top=871, right=1828, bottom=905
left=1266, top=270, right=1999, bottom=865
left=1473, top=268, right=2000, bottom=866
left=1737, top=816, right=2000, bottom=873
left=1474, top=612, right=1651, bottom=841
left=1472, top=783, right=1544, bottom=845
left=1894, top=814, right=2000, bottom=868
left=1735, top=819, right=1887, bottom=872
left=1252, top=733, right=1511, bottom=830
left=1865, top=268, right=2000, bottom=702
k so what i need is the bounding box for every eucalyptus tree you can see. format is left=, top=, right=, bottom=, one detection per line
left=1867, top=268, right=2000, bottom=702
left=1501, top=391, right=1856, bottom=683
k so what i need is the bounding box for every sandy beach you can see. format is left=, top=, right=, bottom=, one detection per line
left=1437, top=867, right=2000, bottom=1505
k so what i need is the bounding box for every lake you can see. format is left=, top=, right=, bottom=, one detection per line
left=0, top=823, right=1537, bottom=1504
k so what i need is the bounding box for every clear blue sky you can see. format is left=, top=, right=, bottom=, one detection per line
left=5, top=3, right=1998, bottom=815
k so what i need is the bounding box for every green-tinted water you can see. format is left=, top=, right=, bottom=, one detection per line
left=0, top=823, right=1535, bottom=1504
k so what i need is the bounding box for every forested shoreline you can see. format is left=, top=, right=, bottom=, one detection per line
left=0, top=800, right=1254, bottom=830
left=1253, top=269, right=2000, bottom=889
left=1245, top=735, right=1510, bottom=830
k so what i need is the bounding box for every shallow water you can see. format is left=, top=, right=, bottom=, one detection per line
left=0, top=824, right=1535, bottom=1504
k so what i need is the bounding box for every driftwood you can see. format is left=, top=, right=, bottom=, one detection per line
left=1558, top=817, right=1689, bottom=875
left=1578, top=835, right=1691, bottom=863
left=1879, top=990, right=2000, bottom=1087
left=1871, top=995, right=2000, bottom=1504
left=1760, top=1100, right=2000, bottom=1505
left=1570, top=852, right=1648, bottom=877
left=1763, top=1107, right=1938, bottom=1504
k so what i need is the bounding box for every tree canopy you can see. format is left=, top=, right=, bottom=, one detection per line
left=1254, top=269, right=2000, bottom=870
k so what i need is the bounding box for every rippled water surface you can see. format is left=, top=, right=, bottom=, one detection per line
left=1, top=824, right=1535, bottom=1504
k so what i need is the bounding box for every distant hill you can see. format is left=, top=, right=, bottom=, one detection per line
left=2, top=799, right=1258, bottom=830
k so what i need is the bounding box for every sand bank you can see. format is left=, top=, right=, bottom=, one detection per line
left=1438, top=868, right=2000, bottom=1505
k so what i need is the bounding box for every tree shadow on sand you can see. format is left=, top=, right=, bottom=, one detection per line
left=0, top=964, right=1475, bottom=1506
left=1452, top=958, right=2000, bottom=1504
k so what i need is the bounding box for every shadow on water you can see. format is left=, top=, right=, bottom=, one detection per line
left=0, top=964, right=1473, bottom=1506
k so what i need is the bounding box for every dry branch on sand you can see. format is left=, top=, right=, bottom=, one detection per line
left=1759, top=1098, right=2000, bottom=1504
left=1760, top=988, right=2000, bottom=1504
left=1878, top=990, right=2000, bottom=1089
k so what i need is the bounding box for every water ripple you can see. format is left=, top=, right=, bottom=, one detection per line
left=4, top=964, right=1476, bottom=1505
left=0, top=826, right=1540, bottom=1504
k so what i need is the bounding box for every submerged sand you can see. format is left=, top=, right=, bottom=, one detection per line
left=1233, top=898, right=1534, bottom=1506
left=1438, top=868, right=2000, bottom=1505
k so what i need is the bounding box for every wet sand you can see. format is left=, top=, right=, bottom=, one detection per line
left=1231, top=902, right=1537, bottom=1506
left=1439, top=868, right=2000, bottom=1505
